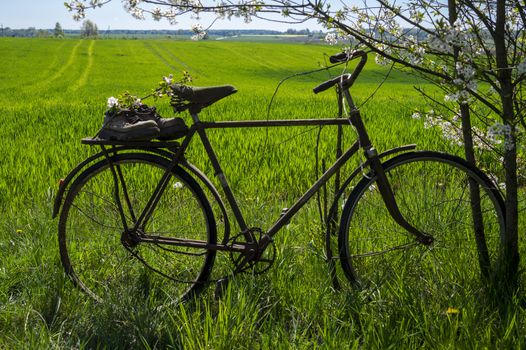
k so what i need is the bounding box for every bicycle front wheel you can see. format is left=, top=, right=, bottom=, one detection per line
left=58, top=153, right=216, bottom=304
left=338, top=151, right=504, bottom=301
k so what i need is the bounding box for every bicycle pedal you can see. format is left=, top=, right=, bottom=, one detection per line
left=214, top=277, right=229, bottom=300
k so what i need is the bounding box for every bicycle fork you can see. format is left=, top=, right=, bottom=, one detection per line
left=366, top=147, right=434, bottom=245
left=344, top=89, right=434, bottom=246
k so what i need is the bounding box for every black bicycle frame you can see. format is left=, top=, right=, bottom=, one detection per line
left=115, top=108, right=430, bottom=260
left=129, top=116, right=354, bottom=247
left=100, top=74, right=433, bottom=263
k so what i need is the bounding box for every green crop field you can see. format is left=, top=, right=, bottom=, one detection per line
left=0, top=37, right=524, bottom=348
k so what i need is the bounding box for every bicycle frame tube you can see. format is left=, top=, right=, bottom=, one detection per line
left=266, top=140, right=360, bottom=238
left=128, top=103, right=430, bottom=251
left=129, top=115, right=352, bottom=237
left=131, top=128, right=198, bottom=232
left=193, top=116, right=354, bottom=238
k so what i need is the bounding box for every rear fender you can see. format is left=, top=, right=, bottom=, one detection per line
left=52, top=147, right=174, bottom=218
left=52, top=147, right=231, bottom=243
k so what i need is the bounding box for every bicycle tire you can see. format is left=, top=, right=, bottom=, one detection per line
left=58, top=153, right=217, bottom=304
left=338, top=151, right=505, bottom=300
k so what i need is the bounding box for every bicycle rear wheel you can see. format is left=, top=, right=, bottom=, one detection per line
left=58, top=153, right=216, bottom=304
left=338, top=151, right=504, bottom=301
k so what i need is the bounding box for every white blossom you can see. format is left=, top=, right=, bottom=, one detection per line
left=325, top=32, right=338, bottom=45
left=374, top=44, right=391, bottom=66
left=409, top=7, right=424, bottom=23
left=107, top=96, right=119, bottom=108
left=488, top=122, right=514, bottom=150
left=131, top=7, right=145, bottom=20
left=163, top=8, right=178, bottom=25
left=456, top=62, right=475, bottom=80
left=190, top=23, right=206, bottom=40
left=375, top=54, right=390, bottom=66
left=163, top=74, right=174, bottom=84
left=191, top=23, right=204, bottom=32
left=152, top=7, right=162, bottom=21
left=73, top=12, right=85, bottom=21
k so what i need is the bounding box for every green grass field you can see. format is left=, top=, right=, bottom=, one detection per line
left=0, top=37, right=524, bottom=348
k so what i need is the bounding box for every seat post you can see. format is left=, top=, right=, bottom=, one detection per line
left=194, top=117, right=249, bottom=233
left=190, top=112, right=201, bottom=123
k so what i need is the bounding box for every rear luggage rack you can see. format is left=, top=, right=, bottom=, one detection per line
left=81, top=137, right=180, bottom=149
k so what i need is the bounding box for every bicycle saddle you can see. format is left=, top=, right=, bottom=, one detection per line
left=170, top=84, right=237, bottom=113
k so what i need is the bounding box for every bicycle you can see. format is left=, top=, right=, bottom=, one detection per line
left=53, top=51, right=505, bottom=304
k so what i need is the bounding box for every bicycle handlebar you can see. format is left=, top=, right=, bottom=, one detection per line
left=312, top=74, right=352, bottom=94
left=313, top=50, right=368, bottom=94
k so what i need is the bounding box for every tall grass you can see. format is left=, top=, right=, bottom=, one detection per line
left=0, top=38, right=524, bottom=348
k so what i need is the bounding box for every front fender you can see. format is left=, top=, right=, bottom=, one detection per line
left=324, top=144, right=416, bottom=289
left=326, top=144, right=417, bottom=228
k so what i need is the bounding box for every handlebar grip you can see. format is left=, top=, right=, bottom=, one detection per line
left=329, top=52, right=349, bottom=64
left=313, top=74, right=351, bottom=94
left=329, top=50, right=366, bottom=63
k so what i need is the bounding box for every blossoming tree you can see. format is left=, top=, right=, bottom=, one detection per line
left=66, top=0, right=524, bottom=287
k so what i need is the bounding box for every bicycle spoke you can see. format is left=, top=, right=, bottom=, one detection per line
left=339, top=152, right=504, bottom=303
left=59, top=154, right=217, bottom=303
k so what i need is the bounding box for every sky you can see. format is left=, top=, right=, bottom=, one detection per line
left=0, top=0, right=321, bottom=31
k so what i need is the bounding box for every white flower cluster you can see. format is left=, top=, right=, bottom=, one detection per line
left=409, top=7, right=424, bottom=24
left=444, top=21, right=471, bottom=49
left=413, top=110, right=514, bottom=151
left=190, top=23, right=206, bottom=41
left=444, top=61, right=477, bottom=104
left=239, top=0, right=262, bottom=23
left=152, top=7, right=163, bottom=21
left=163, top=74, right=174, bottom=85
left=106, top=96, right=142, bottom=109
left=488, top=122, right=514, bottom=151
left=107, top=96, right=119, bottom=109
left=402, top=36, right=425, bottom=65
left=65, top=1, right=86, bottom=20
left=375, top=44, right=391, bottom=66
left=444, top=90, right=471, bottom=104
left=486, top=172, right=506, bottom=190
left=418, top=110, right=465, bottom=146
left=325, top=32, right=338, bottom=45
left=131, top=8, right=145, bottom=20
left=426, top=19, right=482, bottom=57
left=123, top=0, right=145, bottom=20
left=163, top=8, right=178, bottom=25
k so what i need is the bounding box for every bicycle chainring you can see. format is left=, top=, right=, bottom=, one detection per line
left=228, top=228, right=276, bottom=275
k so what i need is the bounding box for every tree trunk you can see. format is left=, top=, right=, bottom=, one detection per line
left=449, top=0, right=492, bottom=277
left=494, top=0, right=520, bottom=288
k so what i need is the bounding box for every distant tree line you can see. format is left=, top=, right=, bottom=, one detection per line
left=0, top=27, right=52, bottom=37
left=0, top=21, right=98, bottom=38
left=0, top=25, right=315, bottom=38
